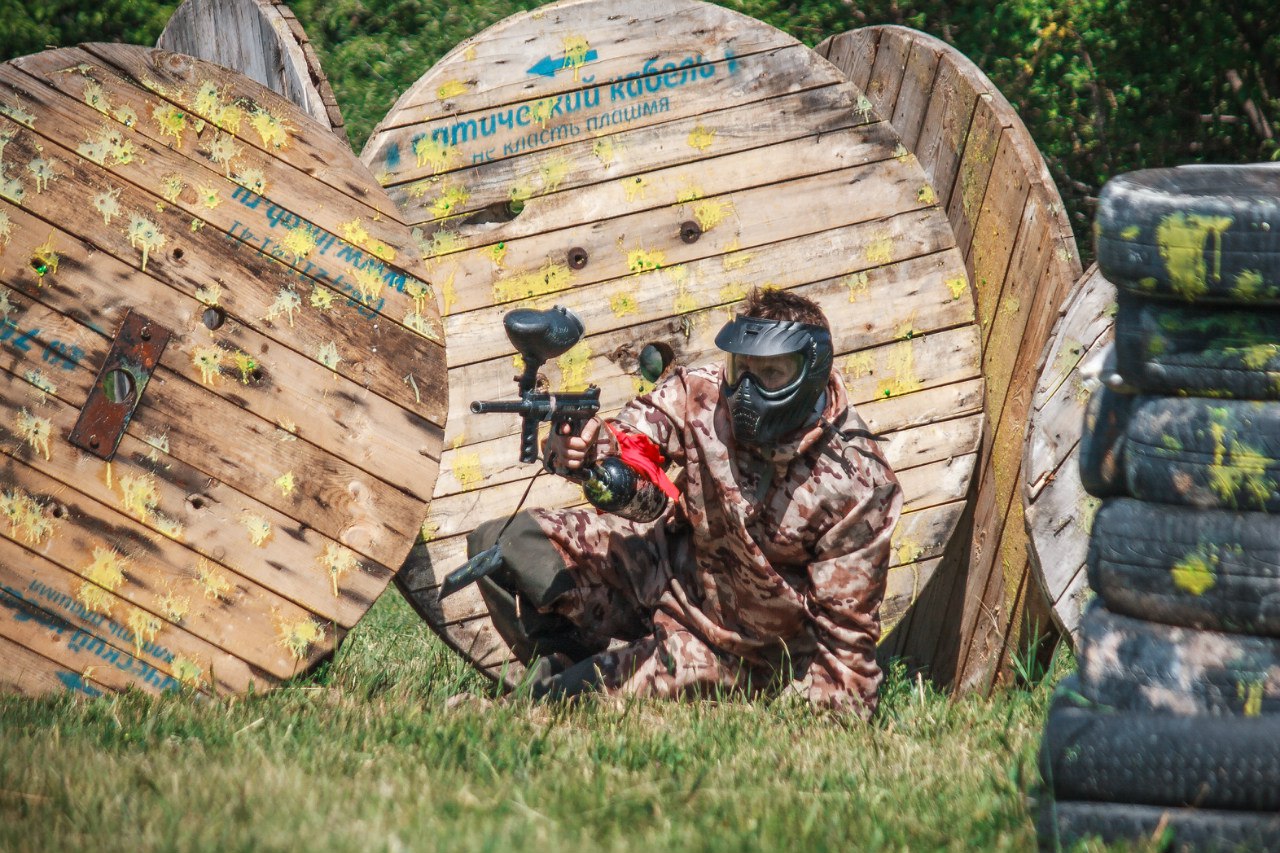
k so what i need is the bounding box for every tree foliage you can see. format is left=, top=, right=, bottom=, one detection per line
left=2, top=0, right=1278, bottom=257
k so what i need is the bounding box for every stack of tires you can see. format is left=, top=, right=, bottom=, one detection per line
left=1037, top=165, right=1280, bottom=852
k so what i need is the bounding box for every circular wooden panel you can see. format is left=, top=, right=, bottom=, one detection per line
left=158, top=0, right=346, bottom=138
left=363, top=0, right=982, bottom=682
left=818, top=25, right=1082, bottom=689
left=1024, top=265, right=1115, bottom=643
left=0, top=45, right=444, bottom=698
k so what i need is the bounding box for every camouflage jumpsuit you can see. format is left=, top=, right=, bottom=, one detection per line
left=499, top=364, right=901, bottom=718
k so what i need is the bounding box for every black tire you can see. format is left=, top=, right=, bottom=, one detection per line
left=1076, top=603, right=1280, bottom=716
left=1088, top=498, right=1280, bottom=635
left=1040, top=682, right=1280, bottom=811
left=1096, top=165, right=1280, bottom=305
left=1038, top=800, right=1280, bottom=853
left=1113, top=290, right=1280, bottom=399
left=1123, top=396, right=1280, bottom=511
left=1079, top=385, right=1135, bottom=498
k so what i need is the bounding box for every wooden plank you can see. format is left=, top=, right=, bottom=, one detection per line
left=0, top=632, right=112, bottom=698
left=864, top=28, right=911, bottom=123
left=382, top=83, right=871, bottom=216
left=815, top=30, right=879, bottom=94
left=0, top=455, right=334, bottom=681
left=947, top=95, right=1007, bottom=274
left=0, top=367, right=388, bottom=625
left=890, top=36, right=942, bottom=152
left=913, top=58, right=979, bottom=213
left=0, top=199, right=443, bottom=504
left=0, top=535, right=259, bottom=694
left=969, top=130, right=1032, bottom=346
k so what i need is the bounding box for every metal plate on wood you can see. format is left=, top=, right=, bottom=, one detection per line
left=68, top=309, right=171, bottom=461
left=818, top=25, right=1082, bottom=690
left=1024, top=264, right=1115, bottom=644
left=158, top=0, right=346, bottom=138
left=364, top=0, right=983, bottom=683
left=0, top=45, right=444, bottom=698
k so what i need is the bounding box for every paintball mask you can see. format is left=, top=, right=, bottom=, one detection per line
left=715, top=314, right=833, bottom=446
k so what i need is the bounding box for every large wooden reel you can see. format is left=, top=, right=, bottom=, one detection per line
left=1024, top=265, right=1115, bottom=643
left=157, top=0, right=346, bottom=138
left=817, top=25, right=1082, bottom=689
left=363, top=0, right=984, bottom=682
left=0, top=46, right=444, bottom=698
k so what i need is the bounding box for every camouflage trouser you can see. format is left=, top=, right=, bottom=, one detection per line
left=468, top=509, right=775, bottom=701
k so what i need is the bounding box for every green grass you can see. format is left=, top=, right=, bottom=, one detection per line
left=2, top=591, right=1143, bottom=853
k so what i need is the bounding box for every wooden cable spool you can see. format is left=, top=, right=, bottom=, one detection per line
left=1024, top=265, right=1114, bottom=643
left=817, top=25, right=1083, bottom=690
left=157, top=0, right=347, bottom=138
left=0, top=45, right=443, bottom=698
left=363, top=0, right=983, bottom=682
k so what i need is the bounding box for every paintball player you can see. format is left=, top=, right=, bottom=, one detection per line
left=465, top=287, right=902, bottom=719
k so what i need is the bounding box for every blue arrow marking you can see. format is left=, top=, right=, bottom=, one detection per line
left=527, top=50, right=599, bottom=78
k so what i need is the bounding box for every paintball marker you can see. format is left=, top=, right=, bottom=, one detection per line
left=438, top=306, right=672, bottom=600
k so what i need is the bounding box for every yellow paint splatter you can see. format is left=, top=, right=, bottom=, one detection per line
left=232, top=167, right=267, bottom=195
left=318, top=543, right=361, bottom=597
left=492, top=261, right=574, bottom=303
left=232, top=351, right=258, bottom=384
left=195, top=558, right=232, bottom=600
left=893, top=143, right=911, bottom=163
left=1171, top=545, right=1218, bottom=596
left=77, top=127, right=134, bottom=167
left=592, top=135, right=618, bottom=165
left=413, top=135, right=457, bottom=174
left=276, top=615, right=324, bottom=662
left=687, top=126, right=716, bottom=151
left=309, top=286, right=334, bottom=311
left=353, top=265, right=387, bottom=305
left=623, top=175, right=649, bottom=202
left=673, top=283, right=699, bottom=315
left=453, top=452, right=483, bottom=489
left=153, top=104, right=187, bottom=144
left=82, top=79, right=110, bottom=115
left=876, top=341, right=923, bottom=398
left=29, top=234, right=59, bottom=280
left=202, top=133, right=242, bottom=178
left=841, top=352, right=874, bottom=381
left=0, top=95, right=34, bottom=127
left=843, top=271, right=870, bottom=302
left=92, top=188, right=122, bottom=226
left=406, top=280, right=433, bottom=315
left=554, top=341, right=592, bottom=392
left=1120, top=225, right=1141, bottom=240
left=464, top=46, right=478, bottom=61
left=15, top=408, right=52, bottom=459
left=242, top=513, right=272, bottom=547
left=0, top=287, right=11, bottom=319
left=0, top=163, right=23, bottom=204
left=118, top=473, right=158, bottom=522
left=275, top=471, right=296, bottom=498
left=627, top=247, right=665, bottom=274
left=1233, top=269, right=1275, bottom=301
left=917, top=184, right=936, bottom=205
left=420, top=518, right=440, bottom=542
left=0, top=210, right=10, bottom=251
left=24, top=369, right=56, bottom=401
left=856, top=95, right=874, bottom=122
left=528, top=98, right=555, bottom=128
left=430, top=183, right=470, bottom=219
left=249, top=107, right=291, bottom=149
left=340, top=219, right=396, bottom=262
left=1238, top=680, right=1264, bottom=717
left=0, top=488, right=57, bottom=545
left=191, top=344, right=224, bottom=385
left=946, top=276, right=969, bottom=300
left=197, top=185, right=221, bottom=210
left=1156, top=213, right=1233, bottom=300
left=125, top=608, right=161, bottom=658
left=264, top=288, right=303, bottom=326
left=25, top=158, right=54, bottom=194
left=317, top=341, right=341, bottom=372
left=158, top=586, right=190, bottom=624
left=404, top=311, right=441, bottom=341
left=277, top=227, right=315, bottom=264
left=563, top=35, right=591, bottom=79
left=693, top=199, right=733, bottom=232
left=190, top=218, right=205, bottom=233
left=171, top=656, right=205, bottom=688
left=539, top=157, right=571, bottom=194
left=161, top=174, right=185, bottom=203
left=896, top=539, right=924, bottom=565
left=1206, top=410, right=1275, bottom=508
left=82, top=546, right=128, bottom=599
left=436, top=79, right=470, bottom=100
left=126, top=215, right=166, bottom=272
left=866, top=233, right=893, bottom=265
left=610, top=293, right=638, bottom=316
left=722, top=245, right=753, bottom=272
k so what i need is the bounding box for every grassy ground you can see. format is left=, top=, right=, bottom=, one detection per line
left=0, top=589, right=1120, bottom=853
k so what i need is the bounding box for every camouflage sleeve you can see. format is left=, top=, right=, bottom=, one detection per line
left=605, top=367, right=695, bottom=466
left=794, top=468, right=902, bottom=719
